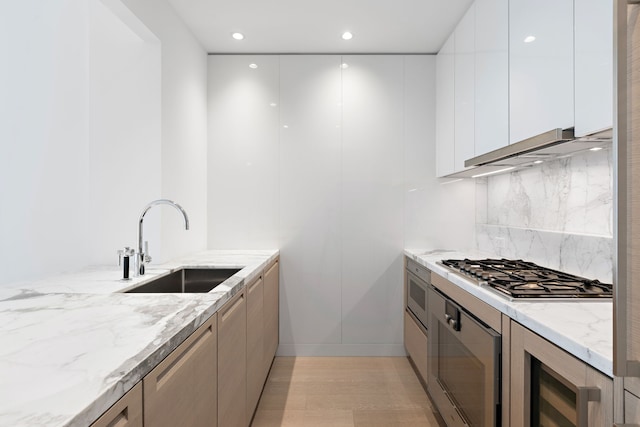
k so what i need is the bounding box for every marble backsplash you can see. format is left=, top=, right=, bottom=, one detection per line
left=476, top=147, right=614, bottom=283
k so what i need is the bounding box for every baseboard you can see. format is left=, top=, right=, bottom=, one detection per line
left=276, top=343, right=407, bottom=357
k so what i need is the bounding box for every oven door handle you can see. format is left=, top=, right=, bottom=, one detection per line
left=576, top=386, right=601, bottom=427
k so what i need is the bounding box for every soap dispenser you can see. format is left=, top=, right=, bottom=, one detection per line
left=117, top=247, right=135, bottom=280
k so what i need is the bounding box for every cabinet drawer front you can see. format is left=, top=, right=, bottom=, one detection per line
left=91, top=382, right=142, bottom=427
left=404, top=310, right=428, bottom=384
left=149, top=321, right=216, bottom=392
left=143, top=315, right=217, bottom=427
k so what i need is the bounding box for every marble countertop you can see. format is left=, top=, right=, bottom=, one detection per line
left=405, top=248, right=613, bottom=377
left=0, top=250, right=278, bottom=427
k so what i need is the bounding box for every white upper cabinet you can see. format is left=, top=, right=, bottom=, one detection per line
left=509, top=0, right=574, bottom=143
left=436, top=33, right=455, bottom=177
left=574, top=0, right=613, bottom=137
left=475, top=0, right=508, bottom=154
left=454, top=4, right=476, bottom=172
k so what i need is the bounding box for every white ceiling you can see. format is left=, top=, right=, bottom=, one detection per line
left=167, top=0, right=474, bottom=53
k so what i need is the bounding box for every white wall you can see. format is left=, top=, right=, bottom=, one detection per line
left=88, top=0, right=162, bottom=265
left=207, top=56, right=280, bottom=249
left=121, top=0, right=208, bottom=263
left=0, top=0, right=207, bottom=285
left=0, top=1, right=90, bottom=284
left=403, top=57, right=477, bottom=251
left=207, top=55, right=476, bottom=356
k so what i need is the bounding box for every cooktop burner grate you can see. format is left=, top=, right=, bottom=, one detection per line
left=440, top=258, right=613, bottom=299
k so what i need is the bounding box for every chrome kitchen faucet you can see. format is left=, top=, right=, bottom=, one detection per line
left=137, top=199, right=189, bottom=276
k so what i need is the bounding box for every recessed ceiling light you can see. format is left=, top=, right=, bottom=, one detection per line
left=590, top=147, right=603, bottom=151
left=232, top=32, right=244, bottom=40
left=269, top=103, right=277, bottom=107
left=342, top=31, right=353, bottom=40
left=249, top=63, right=258, bottom=69
left=533, top=160, right=544, bottom=164
left=340, top=63, right=349, bottom=69
left=524, top=35, right=536, bottom=43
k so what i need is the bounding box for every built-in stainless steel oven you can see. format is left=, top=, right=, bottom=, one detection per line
left=406, top=258, right=430, bottom=330
left=428, top=286, right=501, bottom=426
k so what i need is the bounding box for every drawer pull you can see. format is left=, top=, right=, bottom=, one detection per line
left=110, top=408, right=128, bottom=427
left=156, top=325, right=213, bottom=390
left=222, top=293, right=244, bottom=322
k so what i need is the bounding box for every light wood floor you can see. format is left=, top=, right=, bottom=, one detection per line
left=251, top=357, right=444, bottom=427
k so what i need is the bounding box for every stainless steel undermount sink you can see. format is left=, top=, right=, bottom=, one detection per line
left=125, top=268, right=241, bottom=293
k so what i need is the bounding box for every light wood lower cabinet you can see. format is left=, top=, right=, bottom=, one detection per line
left=143, top=314, right=217, bottom=427
left=92, top=258, right=280, bottom=427
left=246, top=274, right=264, bottom=423
left=218, top=290, right=247, bottom=427
left=91, top=382, right=143, bottom=427
left=403, top=309, right=428, bottom=384
left=263, top=259, right=279, bottom=378
left=510, top=321, right=613, bottom=426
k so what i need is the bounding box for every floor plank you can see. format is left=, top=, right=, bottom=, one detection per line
left=251, top=357, right=444, bottom=427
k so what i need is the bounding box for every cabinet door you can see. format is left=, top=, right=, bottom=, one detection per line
left=624, top=389, right=640, bottom=423
left=475, top=0, right=508, bottom=155
left=218, top=290, right=247, bottom=427
left=246, top=274, right=264, bottom=422
left=341, top=55, right=404, bottom=345
left=91, top=382, right=142, bottom=427
left=574, top=0, right=613, bottom=137
left=279, top=56, right=342, bottom=351
left=143, top=314, right=217, bottom=427
left=263, top=259, right=279, bottom=379
left=436, top=33, right=455, bottom=177
left=454, top=3, right=475, bottom=171
left=615, top=0, right=640, bottom=385
left=403, top=310, right=428, bottom=384
left=509, top=0, right=574, bottom=143
left=586, top=366, right=614, bottom=425
left=510, top=321, right=612, bottom=426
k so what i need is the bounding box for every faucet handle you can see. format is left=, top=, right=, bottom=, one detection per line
left=144, top=241, right=152, bottom=263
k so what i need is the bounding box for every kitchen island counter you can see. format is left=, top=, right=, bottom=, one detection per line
left=0, top=250, right=278, bottom=427
left=405, top=248, right=613, bottom=377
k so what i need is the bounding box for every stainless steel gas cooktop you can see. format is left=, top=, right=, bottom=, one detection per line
left=439, top=258, right=613, bottom=300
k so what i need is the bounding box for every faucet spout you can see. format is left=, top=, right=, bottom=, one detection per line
left=137, top=199, right=190, bottom=275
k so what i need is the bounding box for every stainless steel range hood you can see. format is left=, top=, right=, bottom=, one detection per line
left=444, top=127, right=612, bottom=179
